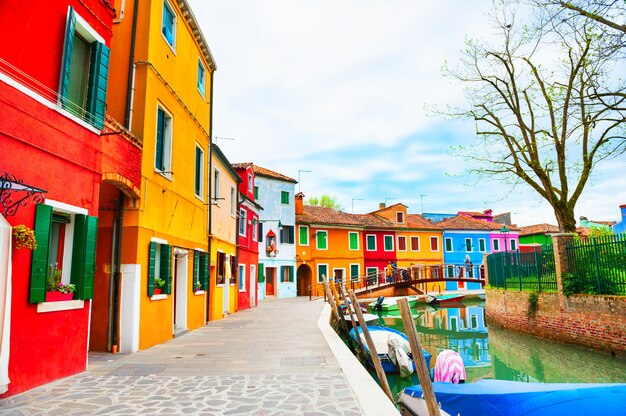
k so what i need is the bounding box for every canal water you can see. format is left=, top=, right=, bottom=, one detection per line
left=354, top=299, right=626, bottom=399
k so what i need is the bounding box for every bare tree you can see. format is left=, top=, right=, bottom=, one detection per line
left=446, top=1, right=626, bottom=232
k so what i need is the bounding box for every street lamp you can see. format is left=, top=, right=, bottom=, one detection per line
left=500, top=226, right=510, bottom=252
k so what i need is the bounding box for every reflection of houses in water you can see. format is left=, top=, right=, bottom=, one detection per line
left=416, top=304, right=490, bottom=370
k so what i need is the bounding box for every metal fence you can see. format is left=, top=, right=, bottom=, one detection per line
left=487, top=246, right=557, bottom=292
left=565, top=234, right=626, bottom=295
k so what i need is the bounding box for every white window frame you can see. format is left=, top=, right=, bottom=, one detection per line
left=317, top=263, right=329, bottom=283
left=366, top=234, right=377, bottom=251
left=510, top=239, right=517, bottom=251
left=410, top=236, right=420, bottom=252
left=430, top=236, right=440, bottom=252
left=238, top=264, right=246, bottom=292
left=161, top=0, right=177, bottom=52
left=155, top=104, right=173, bottom=178
left=239, top=208, right=247, bottom=236
left=213, top=167, right=221, bottom=204
left=230, top=185, right=236, bottom=217
left=332, top=268, right=346, bottom=282
left=396, top=211, right=405, bottom=224
left=465, top=237, right=473, bottom=252
left=194, top=143, right=204, bottom=200
left=247, top=173, right=253, bottom=193
left=366, top=267, right=378, bottom=280
left=397, top=235, right=407, bottom=252
left=383, top=235, right=394, bottom=252
left=348, top=231, right=359, bottom=251
left=316, top=230, right=328, bottom=250
left=445, top=237, right=453, bottom=252
left=299, top=225, right=309, bottom=246
left=349, top=263, right=360, bottom=281
left=493, top=239, right=500, bottom=251
left=252, top=217, right=258, bottom=241
left=197, top=58, right=206, bottom=98
left=478, top=238, right=486, bottom=252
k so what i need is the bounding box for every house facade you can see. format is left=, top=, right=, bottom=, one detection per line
left=101, top=0, right=216, bottom=351
left=252, top=165, right=297, bottom=299
left=518, top=223, right=560, bottom=250
left=612, top=204, right=626, bottom=234
left=210, top=146, right=239, bottom=319
left=358, top=212, right=396, bottom=283
left=0, top=0, right=116, bottom=396
left=233, top=163, right=261, bottom=311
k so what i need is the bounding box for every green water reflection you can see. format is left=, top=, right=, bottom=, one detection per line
left=359, top=299, right=626, bottom=398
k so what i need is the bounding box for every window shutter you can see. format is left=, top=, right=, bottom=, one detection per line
left=258, top=262, right=264, bottom=283
left=147, top=241, right=156, bottom=296
left=155, top=110, right=165, bottom=170
left=289, top=266, right=294, bottom=282
left=201, top=253, right=209, bottom=291
left=161, top=244, right=172, bottom=294
left=59, top=7, right=76, bottom=107
left=81, top=215, right=98, bottom=299
left=86, top=41, right=109, bottom=129
left=30, top=204, right=52, bottom=303
left=70, top=214, right=86, bottom=298
left=258, top=223, right=263, bottom=242
left=193, top=250, right=200, bottom=291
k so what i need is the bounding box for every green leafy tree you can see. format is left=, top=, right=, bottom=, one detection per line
left=306, top=195, right=344, bottom=211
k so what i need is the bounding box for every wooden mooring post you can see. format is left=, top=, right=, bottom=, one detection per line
left=336, top=283, right=365, bottom=357
left=397, top=297, right=441, bottom=416
left=348, top=289, right=393, bottom=402
left=322, top=276, right=341, bottom=323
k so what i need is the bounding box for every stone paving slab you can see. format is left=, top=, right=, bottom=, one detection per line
left=0, top=297, right=368, bottom=415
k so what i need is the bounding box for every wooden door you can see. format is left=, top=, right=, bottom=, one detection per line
left=266, top=267, right=275, bottom=296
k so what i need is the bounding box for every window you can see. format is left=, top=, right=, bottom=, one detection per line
left=281, top=265, right=294, bottom=283
left=317, top=264, right=328, bottom=283
left=449, top=317, right=458, bottom=332
left=350, top=264, right=360, bottom=281
left=253, top=186, right=259, bottom=200
left=397, top=236, right=407, bottom=251
left=445, top=237, right=453, bottom=252
left=280, top=225, right=294, bottom=244
left=257, top=263, right=264, bottom=283
left=383, top=235, right=394, bottom=251
left=316, top=230, right=328, bottom=250
left=29, top=202, right=98, bottom=303
left=161, top=0, right=176, bottom=48
left=410, top=236, right=420, bottom=251
left=194, top=144, right=204, bottom=198
left=230, top=186, right=236, bottom=216
left=396, top=212, right=404, bottom=223
left=348, top=232, right=359, bottom=250
left=59, top=7, right=110, bottom=129
left=366, top=267, right=378, bottom=282
left=229, top=256, right=236, bottom=285
left=510, top=239, right=517, bottom=251
left=193, top=251, right=209, bottom=292
left=493, top=239, right=500, bottom=251
left=280, top=191, right=289, bottom=205
left=430, top=236, right=439, bottom=251
left=247, top=173, right=253, bottom=193
left=197, top=59, right=206, bottom=97
left=213, top=168, right=220, bottom=202
left=148, top=240, right=172, bottom=296
left=239, top=208, right=246, bottom=236
left=447, top=265, right=455, bottom=278
left=298, top=225, right=309, bottom=246
left=465, top=238, right=473, bottom=252
left=471, top=315, right=478, bottom=329
left=216, top=251, right=226, bottom=285
left=366, top=234, right=376, bottom=251
left=479, top=238, right=486, bottom=252
left=252, top=218, right=258, bottom=241
left=155, top=106, right=173, bottom=173
left=333, top=269, right=345, bottom=282
left=238, top=264, right=245, bottom=291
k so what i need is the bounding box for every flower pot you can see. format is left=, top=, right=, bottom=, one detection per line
left=154, top=288, right=162, bottom=295
left=45, top=291, right=74, bottom=302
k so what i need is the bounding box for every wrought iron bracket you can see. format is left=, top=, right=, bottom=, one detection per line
left=0, top=172, right=47, bottom=217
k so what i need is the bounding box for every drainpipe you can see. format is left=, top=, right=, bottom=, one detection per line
left=124, top=0, right=139, bottom=129
left=206, top=70, right=214, bottom=323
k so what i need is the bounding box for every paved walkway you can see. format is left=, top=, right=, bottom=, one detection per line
left=0, top=297, right=382, bottom=416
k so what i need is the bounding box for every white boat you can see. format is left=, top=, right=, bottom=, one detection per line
left=343, top=313, right=379, bottom=326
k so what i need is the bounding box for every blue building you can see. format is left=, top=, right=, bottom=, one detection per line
left=611, top=204, right=626, bottom=234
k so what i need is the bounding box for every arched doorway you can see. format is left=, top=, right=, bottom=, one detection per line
left=296, top=264, right=312, bottom=296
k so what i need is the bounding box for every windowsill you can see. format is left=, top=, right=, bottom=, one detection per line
left=195, top=194, right=204, bottom=203
left=194, top=290, right=205, bottom=296
left=151, top=294, right=168, bottom=301
left=161, top=33, right=177, bottom=55
left=37, top=300, right=85, bottom=313
left=155, top=170, right=173, bottom=181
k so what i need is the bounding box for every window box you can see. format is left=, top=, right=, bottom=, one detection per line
left=45, top=291, right=74, bottom=302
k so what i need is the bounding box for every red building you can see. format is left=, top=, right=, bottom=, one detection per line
left=358, top=213, right=397, bottom=282
left=0, top=0, right=129, bottom=396
left=233, top=164, right=261, bottom=310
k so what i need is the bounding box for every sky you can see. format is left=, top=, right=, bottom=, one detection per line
left=187, top=0, right=626, bottom=226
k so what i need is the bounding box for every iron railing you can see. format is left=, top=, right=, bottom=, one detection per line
left=487, top=247, right=557, bottom=292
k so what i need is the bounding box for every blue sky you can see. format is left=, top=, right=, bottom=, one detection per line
left=188, top=0, right=626, bottom=226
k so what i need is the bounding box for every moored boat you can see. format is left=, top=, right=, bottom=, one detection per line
left=343, top=313, right=379, bottom=326
left=349, top=326, right=431, bottom=376
left=369, top=296, right=419, bottom=312
left=397, top=379, right=626, bottom=416
left=426, top=293, right=465, bottom=304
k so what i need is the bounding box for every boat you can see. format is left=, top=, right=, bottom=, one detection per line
left=397, top=379, right=626, bottom=416
left=343, top=313, right=379, bottom=326
left=426, top=293, right=465, bottom=304
left=349, top=326, right=431, bottom=376
left=369, top=296, right=419, bottom=312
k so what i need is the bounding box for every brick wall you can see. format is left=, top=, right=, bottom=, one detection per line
left=486, top=289, right=626, bottom=357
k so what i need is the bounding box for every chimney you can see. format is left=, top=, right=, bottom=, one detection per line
left=620, top=204, right=626, bottom=221
left=379, top=202, right=386, bottom=209
left=295, top=192, right=305, bottom=215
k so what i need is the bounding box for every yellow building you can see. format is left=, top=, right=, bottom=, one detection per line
left=99, top=0, right=216, bottom=351
left=208, top=145, right=240, bottom=320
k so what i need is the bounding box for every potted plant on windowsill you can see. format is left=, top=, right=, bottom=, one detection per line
left=194, top=281, right=202, bottom=292
left=154, top=278, right=165, bottom=295
left=45, top=264, right=75, bottom=302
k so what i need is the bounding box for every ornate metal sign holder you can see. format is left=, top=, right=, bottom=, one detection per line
left=0, top=172, right=47, bottom=217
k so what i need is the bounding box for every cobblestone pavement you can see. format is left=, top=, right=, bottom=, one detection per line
left=0, top=297, right=365, bottom=415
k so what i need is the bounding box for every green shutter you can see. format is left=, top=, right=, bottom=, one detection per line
left=81, top=216, right=98, bottom=299
left=70, top=214, right=86, bottom=299
left=351, top=264, right=359, bottom=280
left=194, top=147, right=202, bottom=195
left=30, top=204, right=52, bottom=303
left=193, top=250, right=200, bottom=291
left=299, top=226, right=308, bottom=245
left=86, top=41, right=109, bottom=129
left=349, top=233, right=358, bottom=250
left=59, top=7, right=76, bottom=107
left=147, top=241, right=156, bottom=296
left=201, top=253, right=209, bottom=291
left=161, top=244, right=172, bottom=294
left=289, top=266, right=294, bottom=282
left=258, top=262, right=264, bottom=283
left=155, top=109, right=165, bottom=170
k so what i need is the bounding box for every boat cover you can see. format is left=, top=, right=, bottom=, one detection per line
left=403, top=379, right=626, bottom=416
left=434, top=349, right=465, bottom=383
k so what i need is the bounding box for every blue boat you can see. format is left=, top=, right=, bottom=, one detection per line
left=397, top=379, right=626, bottom=416
left=349, top=326, right=431, bottom=375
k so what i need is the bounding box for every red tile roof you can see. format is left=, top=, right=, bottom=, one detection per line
left=406, top=214, right=441, bottom=230
left=297, top=206, right=363, bottom=226
left=519, top=223, right=560, bottom=236
left=232, top=163, right=297, bottom=183
left=439, top=214, right=519, bottom=231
